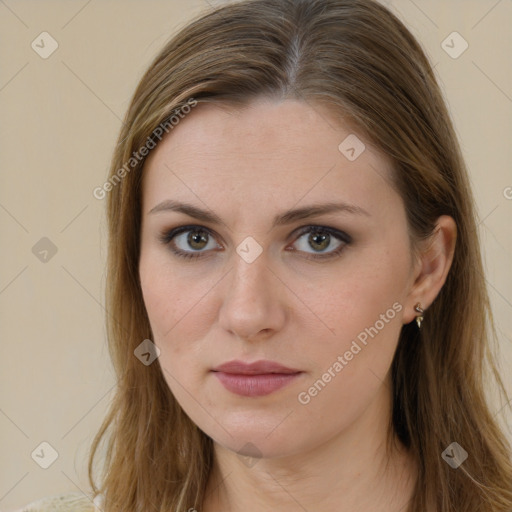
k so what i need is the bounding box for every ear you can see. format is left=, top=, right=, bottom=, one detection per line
left=402, top=215, right=457, bottom=325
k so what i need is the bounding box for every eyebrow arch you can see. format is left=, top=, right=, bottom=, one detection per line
left=148, top=199, right=370, bottom=229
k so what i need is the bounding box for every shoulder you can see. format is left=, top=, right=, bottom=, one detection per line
left=14, top=492, right=103, bottom=512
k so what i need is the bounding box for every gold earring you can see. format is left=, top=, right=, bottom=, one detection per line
left=414, top=303, right=424, bottom=329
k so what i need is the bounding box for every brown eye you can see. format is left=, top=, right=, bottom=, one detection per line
left=308, top=231, right=331, bottom=251
left=159, top=224, right=351, bottom=261
left=159, top=226, right=222, bottom=260
left=290, top=226, right=351, bottom=260
left=187, top=229, right=210, bottom=250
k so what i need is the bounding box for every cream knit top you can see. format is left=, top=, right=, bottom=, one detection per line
left=14, top=492, right=103, bottom=512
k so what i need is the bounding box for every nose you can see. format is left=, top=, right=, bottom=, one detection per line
left=217, top=249, right=288, bottom=342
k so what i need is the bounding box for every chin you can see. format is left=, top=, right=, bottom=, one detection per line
left=201, top=415, right=310, bottom=460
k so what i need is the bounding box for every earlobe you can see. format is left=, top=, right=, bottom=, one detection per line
left=403, top=215, right=457, bottom=325
left=414, top=303, right=424, bottom=328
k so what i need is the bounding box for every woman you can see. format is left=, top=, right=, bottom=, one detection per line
left=19, top=0, right=512, bottom=511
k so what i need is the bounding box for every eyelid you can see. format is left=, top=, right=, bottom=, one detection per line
left=157, top=224, right=223, bottom=249
left=291, top=224, right=352, bottom=244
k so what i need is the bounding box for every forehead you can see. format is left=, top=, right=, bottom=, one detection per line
left=141, top=98, right=396, bottom=220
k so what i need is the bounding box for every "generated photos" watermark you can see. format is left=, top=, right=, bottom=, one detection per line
left=298, top=301, right=403, bottom=405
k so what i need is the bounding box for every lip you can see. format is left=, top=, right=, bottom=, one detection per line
left=212, top=359, right=301, bottom=375
left=211, top=359, right=303, bottom=397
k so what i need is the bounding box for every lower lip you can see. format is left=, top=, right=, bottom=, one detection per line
left=212, top=371, right=302, bottom=397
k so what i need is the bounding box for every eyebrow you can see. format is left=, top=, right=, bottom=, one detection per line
left=149, top=199, right=370, bottom=228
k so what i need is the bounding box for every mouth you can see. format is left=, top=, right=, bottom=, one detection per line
left=211, top=359, right=303, bottom=397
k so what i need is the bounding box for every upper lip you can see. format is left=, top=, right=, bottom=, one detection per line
left=212, top=359, right=301, bottom=375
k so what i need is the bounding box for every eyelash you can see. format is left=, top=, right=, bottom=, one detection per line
left=158, top=224, right=352, bottom=261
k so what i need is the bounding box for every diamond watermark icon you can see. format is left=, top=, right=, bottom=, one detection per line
left=31, top=31, right=59, bottom=59
left=442, top=442, right=468, bottom=469
left=237, top=442, right=262, bottom=468
left=32, top=237, right=58, bottom=263
left=338, top=134, right=366, bottom=161
left=441, top=31, right=468, bottom=59
left=134, top=339, right=161, bottom=365
left=31, top=441, right=59, bottom=469
left=236, top=236, right=263, bottom=264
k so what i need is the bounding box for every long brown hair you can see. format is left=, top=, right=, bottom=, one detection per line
left=88, top=0, right=512, bottom=510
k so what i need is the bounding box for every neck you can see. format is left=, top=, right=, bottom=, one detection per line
left=202, top=382, right=417, bottom=512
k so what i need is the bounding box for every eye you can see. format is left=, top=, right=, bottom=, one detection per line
left=158, top=224, right=351, bottom=261
left=158, top=225, right=222, bottom=260
left=288, top=225, right=351, bottom=260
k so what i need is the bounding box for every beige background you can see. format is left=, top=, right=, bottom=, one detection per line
left=0, top=0, right=511, bottom=510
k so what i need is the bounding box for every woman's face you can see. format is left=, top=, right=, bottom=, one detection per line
left=139, top=98, right=420, bottom=459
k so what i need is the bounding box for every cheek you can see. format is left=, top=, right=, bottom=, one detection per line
left=293, top=283, right=404, bottom=434
left=305, top=248, right=407, bottom=342
left=139, top=247, right=218, bottom=370
left=140, top=243, right=191, bottom=333
left=139, top=267, right=174, bottom=341
left=139, top=263, right=203, bottom=407
left=294, top=244, right=408, bottom=395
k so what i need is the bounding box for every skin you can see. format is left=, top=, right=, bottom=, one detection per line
left=139, top=97, right=456, bottom=512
